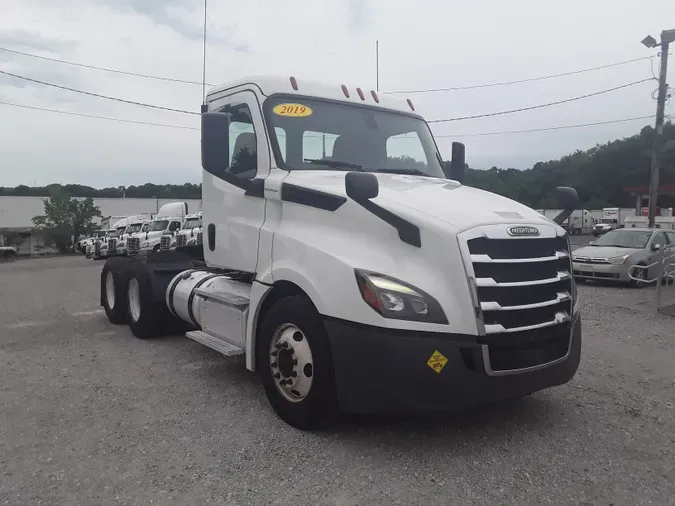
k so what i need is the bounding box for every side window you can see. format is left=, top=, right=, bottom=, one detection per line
left=169, top=221, right=181, bottom=232
left=665, top=231, right=675, bottom=244
left=652, top=232, right=667, bottom=248
left=226, top=104, right=257, bottom=180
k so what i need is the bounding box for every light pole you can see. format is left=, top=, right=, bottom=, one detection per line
left=642, top=29, right=674, bottom=227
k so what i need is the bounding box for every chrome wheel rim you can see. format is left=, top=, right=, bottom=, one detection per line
left=128, top=278, right=141, bottom=322
left=269, top=323, right=314, bottom=403
left=105, top=272, right=115, bottom=309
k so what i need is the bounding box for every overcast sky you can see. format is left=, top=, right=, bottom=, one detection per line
left=0, top=0, right=673, bottom=188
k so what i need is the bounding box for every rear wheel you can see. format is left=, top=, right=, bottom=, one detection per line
left=101, top=258, right=131, bottom=324
left=257, top=295, right=338, bottom=430
left=124, top=260, right=184, bottom=338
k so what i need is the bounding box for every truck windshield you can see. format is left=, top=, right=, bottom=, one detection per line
left=182, top=218, right=201, bottom=229
left=127, top=223, right=143, bottom=233
left=263, top=95, right=445, bottom=178
left=115, top=227, right=126, bottom=236
left=150, top=220, right=169, bottom=232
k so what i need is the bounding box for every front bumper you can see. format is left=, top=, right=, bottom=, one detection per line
left=325, top=313, right=581, bottom=414
left=573, top=261, right=628, bottom=282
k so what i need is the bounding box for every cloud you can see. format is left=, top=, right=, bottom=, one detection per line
left=0, top=0, right=672, bottom=188
left=346, top=0, right=371, bottom=33
left=101, top=0, right=249, bottom=50
left=0, top=29, right=77, bottom=53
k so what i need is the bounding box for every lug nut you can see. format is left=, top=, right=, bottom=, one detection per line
left=270, top=361, right=278, bottom=368
left=273, top=373, right=280, bottom=379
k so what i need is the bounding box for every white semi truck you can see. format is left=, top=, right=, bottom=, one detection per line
left=130, top=203, right=187, bottom=254
left=159, top=212, right=203, bottom=251
left=592, top=207, right=632, bottom=236
left=111, top=215, right=154, bottom=256
left=536, top=209, right=594, bottom=234
left=99, top=76, right=581, bottom=430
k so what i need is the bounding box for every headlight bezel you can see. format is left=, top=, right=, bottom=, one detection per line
left=608, top=254, right=630, bottom=265
left=354, top=269, right=448, bottom=324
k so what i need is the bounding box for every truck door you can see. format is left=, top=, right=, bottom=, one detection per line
left=202, top=90, right=269, bottom=273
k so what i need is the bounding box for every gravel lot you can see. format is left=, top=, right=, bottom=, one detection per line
left=1, top=253, right=674, bottom=505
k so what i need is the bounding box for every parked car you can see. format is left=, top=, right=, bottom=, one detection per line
left=572, top=228, right=675, bottom=287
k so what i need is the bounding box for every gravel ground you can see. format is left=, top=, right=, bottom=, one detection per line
left=0, top=254, right=673, bottom=506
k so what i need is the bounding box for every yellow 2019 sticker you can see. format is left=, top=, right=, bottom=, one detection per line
left=273, top=103, right=313, bottom=117
left=426, top=350, right=448, bottom=374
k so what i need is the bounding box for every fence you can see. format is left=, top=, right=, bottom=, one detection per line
left=628, top=245, right=675, bottom=316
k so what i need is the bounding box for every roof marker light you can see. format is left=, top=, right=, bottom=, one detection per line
left=356, top=87, right=365, bottom=100
left=371, top=90, right=379, bottom=103
left=290, top=76, right=298, bottom=90
left=341, top=85, right=350, bottom=98
left=407, top=99, right=415, bottom=111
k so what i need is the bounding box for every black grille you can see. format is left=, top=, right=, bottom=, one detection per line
left=128, top=237, right=140, bottom=253
left=196, top=231, right=203, bottom=246
left=160, top=235, right=172, bottom=251
left=94, top=242, right=101, bottom=254
left=108, top=238, right=117, bottom=250
left=467, top=234, right=573, bottom=334
left=177, top=234, right=187, bottom=247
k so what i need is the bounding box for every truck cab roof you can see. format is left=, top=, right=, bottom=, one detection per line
left=206, top=75, right=420, bottom=117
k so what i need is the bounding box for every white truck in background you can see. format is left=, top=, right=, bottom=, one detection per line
left=110, top=215, right=154, bottom=256
left=536, top=209, right=594, bottom=234
left=125, top=221, right=153, bottom=256
left=159, top=212, right=203, bottom=251
left=593, top=207, right=631, bottom=236
left=98, top=75, right=581, bottom=430
left=129, top=202, right=187, bottom=255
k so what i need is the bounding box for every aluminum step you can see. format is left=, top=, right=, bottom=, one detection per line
left=186, top=330, right=244, bottom=357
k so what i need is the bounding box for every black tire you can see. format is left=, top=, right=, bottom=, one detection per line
left=153, top=244, right=161, bottom=253
left=256, top=294, right=339, bottom=430
left=125, top=261, right=164, bottom=339
left=124, top=260, right=183, bottom=338
left=101, top=257, right=132, bottom=324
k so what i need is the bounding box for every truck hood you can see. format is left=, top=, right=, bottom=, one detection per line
left=284, top=171, right=555, bottom=231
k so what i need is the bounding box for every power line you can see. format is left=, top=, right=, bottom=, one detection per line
left=428, top=79, right=654, bottom=123
left=0, top=69, right=199, bottom=115
left=1, top=98, right=655, bottom=139
left=386, top=56, right=654, bottom=94
left=0, top=100, right=199, bottom=130
left=0, top=46, right=213, bottom=86
left=434, top=115, right=654, bottom=138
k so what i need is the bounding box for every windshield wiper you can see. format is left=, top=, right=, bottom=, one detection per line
left=377, top=168, right=429, bottom=176
left=303, top=159, right=364, bottom=171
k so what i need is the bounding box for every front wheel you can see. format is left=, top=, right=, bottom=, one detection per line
left=631, top=263, right=647, bottom=288
left=257, top=295, right=338, bottom=430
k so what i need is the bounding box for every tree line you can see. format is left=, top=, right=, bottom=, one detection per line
left=5, top=123, right=675, bottom=208
left=5, top=122, right=674, bottom=254
left=3, top=123, right=674, bottom=209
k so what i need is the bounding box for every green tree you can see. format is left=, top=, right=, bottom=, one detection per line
left=31, top=186, right=101, bottom=253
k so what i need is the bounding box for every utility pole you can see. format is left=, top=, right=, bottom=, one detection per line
left=643, top=29, right=674, bottom=227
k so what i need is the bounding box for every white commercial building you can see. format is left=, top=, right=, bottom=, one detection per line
left=0, top=196, right=202, bottom=255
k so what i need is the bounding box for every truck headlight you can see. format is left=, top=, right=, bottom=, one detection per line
left=354, top=270, right=447, bottom=324
left=118, top=242, right=125, bottom=248
left=141, top=242, right=149, bottom=248
left=609, top=255, right=629, bottom=265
